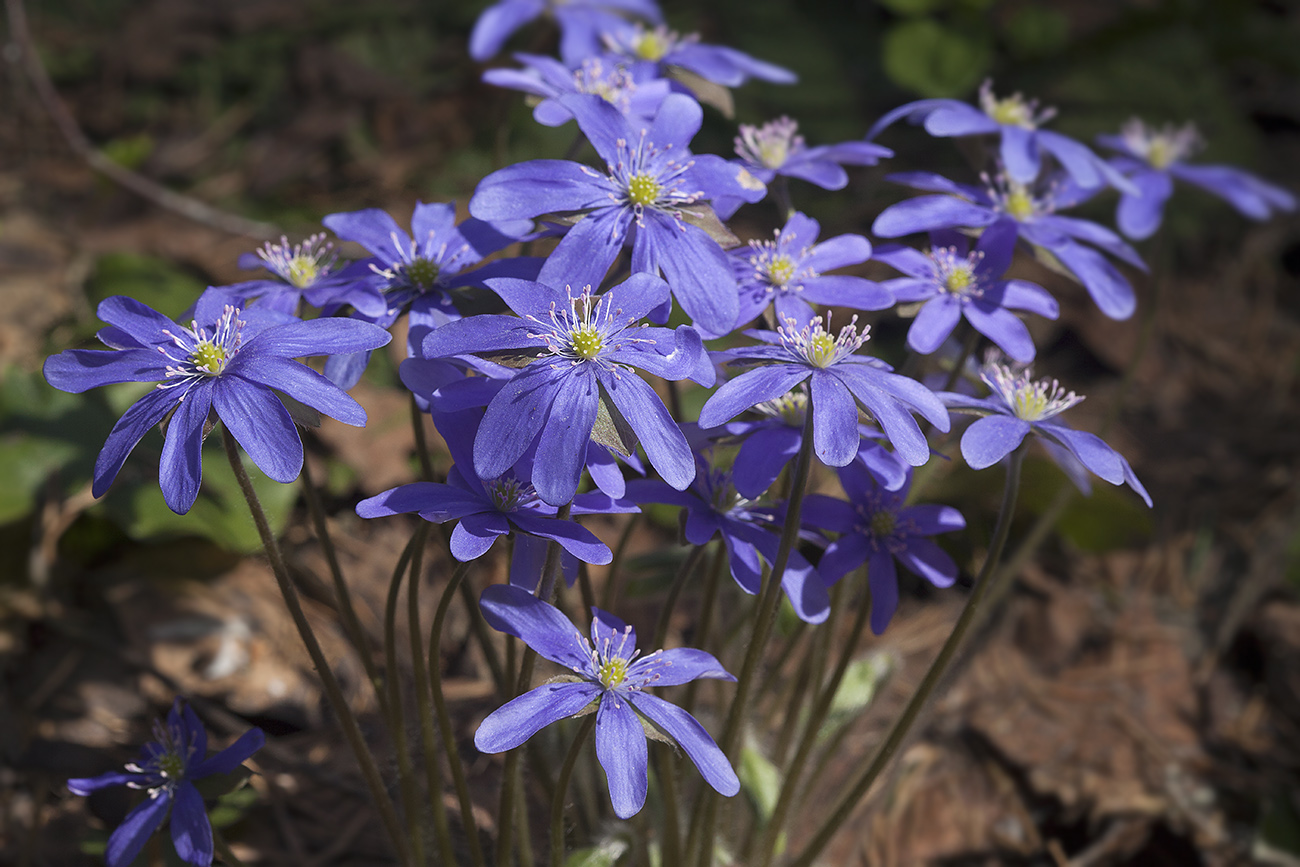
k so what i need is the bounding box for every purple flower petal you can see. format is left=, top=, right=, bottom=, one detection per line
left=596, top=696, right=649, bottom=819
left=895, top=537, right=958, bottom=588
left=475, top=362, right=565, bottom=480
left=532, top=368, right=599, bottom=506
left=873, top=196, right=995, bottom=238
left=190, top=728, right=266, bottom=778
left=169, top=783, right=213, bottom=866
left=699, top=365, right=810, bottom=430
left=626, top=691, right=738, bottom=796
left=479, top=583, right=596, bottom=672
left=105, top=789, right=171, bottom=867
left=1036, top=422, right=1124, bottom=484
left=475, top=682, right=602, bottom=752
left=471, top=160, right=614, bottom=221
left=468, top=0, right=546, bottom=60
left=44, top=349, right=168, bottom=393
left=91, top=388, right=177, bottom=498
left=960, top=414, right=1031, bottom=469
left=819, top=533, right=870, bottom=584
left=159, top=383, right=213, bottom=514
left=907, top=295, right=962, bottom=355
left=539, top=205, right=630, bottom=293
left=600, top=370, right=695, bottom=491
left=964, top=304, right=1036, bottom=362
left=809, top=371, right=861, bottom=467
left=923, top=103, right=1000, bottom=137
left=868, top=550, right=900, bottom=635
left=1000, top=125, right=1041, bottom=184
left=452, top=511, right=512, bottom=561
left=510, top=511, right=614, bottom=565
left=230, top=356, right=367, bottom=427
left=1116, top=168, right=1173, bottom=241
left=212, top=377, right=302, bottom=483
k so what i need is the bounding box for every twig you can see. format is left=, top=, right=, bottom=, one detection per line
left=5, top=0, right=277, bottom=240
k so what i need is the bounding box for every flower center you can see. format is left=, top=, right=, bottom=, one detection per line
left=978, top=81, right=1054, bottom=130
left=1119, top=118, right=1200, bottom=170
left=191, top=341, right=227, bottom=375
left=157, top=751, right=186, bottom=780
left=983, top=361, right=1084, bottom=422
left=755, top=390, right=808, bottom=427
left=256, top=233, right=337, bottom=289
left=870, top=509, right=897, bottom=539
left=486, top=476, right=538, bottom=511
left=767, top=255, right=796, bottom=287
left=1003, top=185, right=1037, bottom=221
left=598, top=655, right=629, bottom=688
left=626, top=173, right=661, bottom=207
left=928, top=246, right=985, bottom=297
left=404, top=257, right=441, bottom=292
left=570, top=326, right=604, bottom=360
left=574, top=58, right=635, bottom=112
left=735, top=117, right=803, bottom=170
left=633, top=27, right=671, bottom=61
left=778, top=312, right=869, bottom=369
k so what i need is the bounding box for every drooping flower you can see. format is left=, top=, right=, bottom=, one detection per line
left=601, top=22, right=796, bottom=87
left=474, top=584, right=739, bottom=818
left=874, top=217, right=1058, bottom=361
left=625, top=439, right=831, bottom=623
left=355, top=403, right=616, bottom=577
left=482, top=53, right=673, bottom=127
left=732, top=211, right=892, bottom=329
left=868, top=80, right=1134, bottom=193
left=940, top=356, right=1151, bottom=505
left=418, top=272, right=713, bottom=505
left=721, top=388, right=909, bottom=499
left=469, top=0, right=663, bottom=64
left=1095, top=118, right=1296, bottom=240
left=801, top=458, right=965, bottom=634
left=699, top=310, right=949, bottom=468
left=320, top=201, right=538, bottom=387
left=469, top=92, right=765, bottom=337
left=872, top=170, right=1146, bottom=320
left=68, top=700, right=264, bottom=867
left=43, top=293, right=390, bottom=514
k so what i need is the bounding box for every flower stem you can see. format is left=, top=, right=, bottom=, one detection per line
left=691, top=408, right=817, bottom=867
left=753, top=574, right=873, bottom=867
left=652, top=544, right=706, bottom=650
left=429, top=560, right=487, bottom=867
left=786, top=446, right=1026, bottom=867
left=299, top=456, right=385, bottom=710
left=550, top=715, right=597, bottom=867
left=601, top=513, right=642, bottom=611
left=411, top=393, right=436, bottom=482
left=383, top=527, right=426, bottom=864
left=221, top=428, right=413, bottom=867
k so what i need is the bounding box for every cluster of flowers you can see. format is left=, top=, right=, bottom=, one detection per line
left=51, top=0, right=1293, bottom=862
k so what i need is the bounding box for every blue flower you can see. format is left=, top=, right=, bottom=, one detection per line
left=1095, top=119, right=1297, bottom=240
left=802, top=457, right=966, bottom=634
left=469, top=0, right=663, bottom=65
left=868, top=80, right=1134, bottom=193
left=68, top=700, right=264, bottom=867
left=874, top=218, right=1059, bottom=362
left=699, top=311, right=949, bottom=468
left=940, top=357, right=1151, bottom=506
left=474, top=584, right=739, bottom=819
left=210, top=234, right=384, bottom=318
left=713, top=116, right=892, bottom=218
left=43, top=293, right=390, bottom=514
left=601, top=22, right=796, bottom=87
left=483, top=53, right=673, bottom=127
left=418, top=272, right=713, bottom=506
left=732, top=211, right=892, bottom=329
left=469, top=92, right=765, bottom=337
left=320, top=201, right=537, bottom=387
left=872, top=170, right=1147, bottom=320
left=625, top=435, right=831, bottom=623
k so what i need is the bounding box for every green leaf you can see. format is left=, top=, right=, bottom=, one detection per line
left=881, top=19, right=991, bottom=98
left=86, top=253, right=206, bottom=322
left=564, top=839, right=630, bottom=867
left=824, top=651, right=896, bottom=734
left=739, top=744, right=782, bottom=823
left=207, top=780, right=260, bottom=829
left=1002, top=6, right=1070, bottom=59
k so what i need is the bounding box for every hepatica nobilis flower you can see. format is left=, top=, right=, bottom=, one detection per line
left=211, top=233, right=382, bottom=317
left=869, top=80, right=1133, bottom=193
left=469, top=0, right=663, bottom=65
left=625, top=445, right=831, bottom=623
left=802, top=459, right=965, bottom=634
left=874, top=218, right=1058, bottom=362
left=474, top=584, right=739, bottom=818
left=321, top=201, right=536, bottom=386
left=602, top=22, right=796, bottom=88
left=1096, top=118, right=1297, bottom=240
left=873, top=170, right=1146, bottom=320
left=699, top=311, right=949, bottom=468
left=43, top=294, right=390, bottom=514
left=733, top=211, right=892, bottom=329
left=469, top=92, right=765, bottom=337
left=941, top=357, right=1151, bottom=506
left=419, top=272, right=714, bottom=506
left=68, top=700, right=264, bottom=867
left=483, top=53, right=672, bottom=127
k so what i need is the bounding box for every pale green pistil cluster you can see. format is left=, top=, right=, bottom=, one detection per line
left=626, top=173, right=661, bottom=207
left=405, top=257, right=441, bottom=292
left=978, top=81, right=1054, bottom=130
left=190, top=341, right=227, bottom=376
left=487, top=477, right=537, bottom=512
left=870, top=510, right=897, bottom=539
left=767, top=255, right=796, bottom=287
left=984, top=362, right=1084, bottom=422
left=756, top=391, right=808, bottom=426
left=257, top=233, right=337, bottom=288
left=1120, top=118, right=1201, bottom=170
left=156, top=751, right=186, bottom=780
left=928, top=246, right=984, bottom=297
left=779, top=313, right=869, bottom=369
left=569, top=327, right=604, bottom=360
left=598, top=655, right=629, bottom=689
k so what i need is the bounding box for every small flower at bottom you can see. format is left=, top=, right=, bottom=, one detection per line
left=474, top=584, right=739, bottom=818
left=68, top=699, right=265, bottom=867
